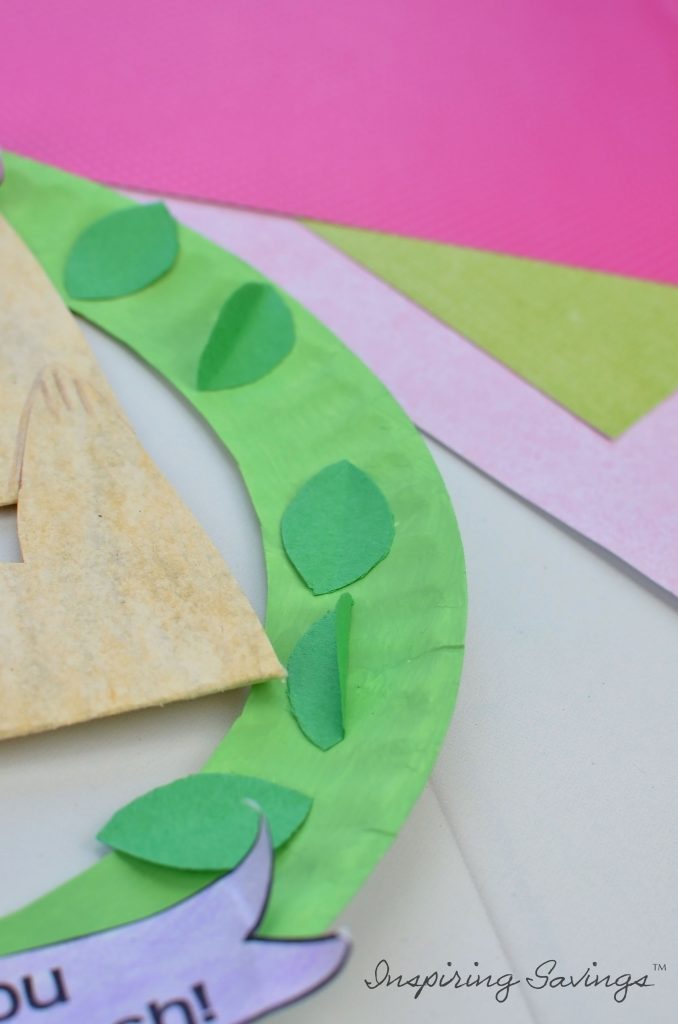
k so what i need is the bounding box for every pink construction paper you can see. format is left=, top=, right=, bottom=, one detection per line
left=3, top=0, right=678, bottom=283
left=160, top=195, right=678, bottom=598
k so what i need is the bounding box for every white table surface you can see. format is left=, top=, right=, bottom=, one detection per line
left=0, top=206, right=676, bottom=1024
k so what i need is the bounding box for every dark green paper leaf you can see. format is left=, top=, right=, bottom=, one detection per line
left=281, top=460, right=395, bottom=595
left=64, top=202, right=178, bottom=300
left=288, top=593, right=353, bottom=750
left=97, top=773, right=312, bottom=871
left=197, top=283, right=295, bottom=390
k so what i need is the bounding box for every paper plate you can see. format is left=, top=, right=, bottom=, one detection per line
left=0, top=155, right=467, bottom=950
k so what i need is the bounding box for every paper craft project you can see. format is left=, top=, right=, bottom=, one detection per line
left=198, top=283, right=295, bottom=390
left=0, top=214, right=282, bottom=738
left=0, top=366, right=283, bottom=739
left=98, top=774, right=312, bottom=870
left=0, top=154, right=466, bottom=949
left=0, top=824, right=350, bottom=1024
left=2, top=1, right=678, bottom=288
left=152, top=196, right=678, bottom=598
left=282, top=461, right=394, bottom=595
left=287, top=594, right=353, bottom=751
left=65, top=203, right=178, bottom=300
left=310, top=223, right=678, bottom=437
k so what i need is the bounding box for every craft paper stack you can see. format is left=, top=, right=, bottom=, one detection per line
left=169, top=201, right=678, bottom=598
left=2, top=0, right=676, bottom=597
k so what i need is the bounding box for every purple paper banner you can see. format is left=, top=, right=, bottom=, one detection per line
left=0, top=827, right=349, bottom=1023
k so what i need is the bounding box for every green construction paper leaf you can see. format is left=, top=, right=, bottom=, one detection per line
left=197, top=282, right=295, bottom=389
left=65, top=202, right=178, bottom=300
left=288, top=593, right=353, bottom=750
left=309, top=221, right=678, bottom=438
left=281, top=460, right=394, bottom=595
left=97, top=773, right=312, bottom=871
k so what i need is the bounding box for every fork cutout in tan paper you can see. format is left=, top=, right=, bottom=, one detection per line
left=0, top=219, right=284, bottom=739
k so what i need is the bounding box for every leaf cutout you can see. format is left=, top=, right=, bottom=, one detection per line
left=197, top=283, right=295, bottom=390
left=288, top=593, right=353, bottom=750
left=97, top=773, right=312, bottom=871
left=65, top=203, right=178, bottom=300
left=281, top=460, right=395, bottom=595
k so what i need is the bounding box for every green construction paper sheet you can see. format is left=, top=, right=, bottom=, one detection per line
left=287, top=594, right=353, bottom=751
left=197, top=282, right=295, bottom=390
left=0, top=153, right=466, bottom=949
left=309, top=222, right=678, bottom=438
left=98, top=773, right=312, bottom=871
left=281, top=460, right=395, bottom=595
left=65, top=202, right=178, bottom=300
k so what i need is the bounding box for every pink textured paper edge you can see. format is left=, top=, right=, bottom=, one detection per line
left=158, top=195, right=678, bottom=599
left=4, top=0, right=678, bottom=285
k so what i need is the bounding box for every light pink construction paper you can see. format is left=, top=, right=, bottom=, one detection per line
left=3, top=0, right=678, bottom=283
left=161, top=195, right=678, bottom=598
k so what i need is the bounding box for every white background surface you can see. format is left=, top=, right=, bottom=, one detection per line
left=0, top=205, right=676, bottom=1023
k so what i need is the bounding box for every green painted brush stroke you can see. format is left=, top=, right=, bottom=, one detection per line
left=0, top=153, right=466, bottom=949
left=309, top=221, right=678, bottom=438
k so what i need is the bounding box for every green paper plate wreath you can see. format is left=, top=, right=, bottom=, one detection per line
left=0, top=154, right=466, bottom=949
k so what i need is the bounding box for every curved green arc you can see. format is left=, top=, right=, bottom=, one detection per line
left=0, top=154, right=466, bottom=950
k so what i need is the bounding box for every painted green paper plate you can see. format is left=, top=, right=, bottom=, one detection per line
left=0, top=154, right=466, bottom=950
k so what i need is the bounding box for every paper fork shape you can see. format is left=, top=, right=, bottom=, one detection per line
left=0, top=215, right=116, bottom=509
left=0, top=214, right=282, bottom=738
left=0, top=822, right=350, bottom=1022
left=0, top=366, right=284, bottom=739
